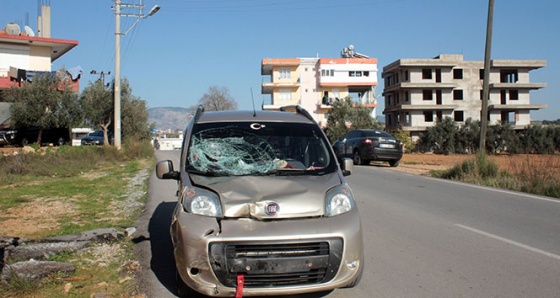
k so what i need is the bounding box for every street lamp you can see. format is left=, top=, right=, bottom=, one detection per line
left=114, top=0, right=160, bottom=150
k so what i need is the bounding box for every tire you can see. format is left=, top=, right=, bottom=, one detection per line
left=389, top=159, right=400, bottom=167
left=353, top=150, right=369, bottom=165
left=352, top=151, right=361, bottom=165
left=21, top=138, right=29, bottom=147
left=57, top=137, right=66, bottom=146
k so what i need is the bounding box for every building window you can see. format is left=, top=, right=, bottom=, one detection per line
left=349, top=71, right=362, bottom=77
left=423, top=90, right=433, bottom=100
left=404, top=70, right=409, bottom=81
left=480, top=90, right=484, bottom=100
left=405, top=91, right=409, bottom=102
left=405, top=112, right=410, bottom=124
left=453, top=68, right=463, bottom=79
left=453, top=90, right=463, bottom=100
left=422, top=69, right=432, bottom=79
left=500, top=69, right=518, bottom=83
left=279, top=68, right=291, bottom=79
left=279, top=89, right=291, bottom=101
left=479, top=69, right=484, bottom=80
left=332, top=89, right=340, bottom=100
left=424, top=111, right=433, bottom=122
left=364, top=71, right=370, bottom=77
left=454, top=111, right=464, bottom=122
left=321, top=69, right=334, bottom=77
left=386, top=76, right=393, bottom=87
left=509, top=90, right=519, bottom=100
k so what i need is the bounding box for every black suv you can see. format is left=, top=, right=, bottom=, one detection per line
left=333, top=129, right=404, bottom=167
left=0, top=126, right=69, bottom=147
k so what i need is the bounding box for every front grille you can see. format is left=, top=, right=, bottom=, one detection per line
left=209, top=239, right=342, bottom=288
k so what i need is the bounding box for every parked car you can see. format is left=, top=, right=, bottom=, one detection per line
left=333, top=129, right=404, bottom=167
left=156, top=105, right=363, bottom=297
left=0, top=126, right=69, bottom=147
left=80, top=130, right=112, bottom=146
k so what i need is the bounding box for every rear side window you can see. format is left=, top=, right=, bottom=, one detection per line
left=364, top=130, right=393, bottom=139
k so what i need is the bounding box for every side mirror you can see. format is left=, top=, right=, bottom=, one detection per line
left=340, top=158, right=353, bottom=176
left=156, top=160, right=179, bottom=180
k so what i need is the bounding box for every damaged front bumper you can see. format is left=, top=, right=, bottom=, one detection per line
left=170, top=208, right=363, bottom=297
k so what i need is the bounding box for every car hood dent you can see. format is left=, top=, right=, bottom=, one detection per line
left=190, top=173, right=342, bottom=219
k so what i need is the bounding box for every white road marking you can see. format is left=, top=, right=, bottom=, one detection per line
left=455, top=224, right=560, bottom=261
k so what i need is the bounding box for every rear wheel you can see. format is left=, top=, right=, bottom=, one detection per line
left=352, top=151, right=361, bottom=165
left=353, top=150, right=369, bottom=165
left=57, top=137, right=66, bottom=146
left=389, top=159, right=400, bottom=167
left=21, top=138, right=29, bottom=147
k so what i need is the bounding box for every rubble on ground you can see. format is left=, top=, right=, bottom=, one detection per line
left=0, top=228, right=130, bottom=285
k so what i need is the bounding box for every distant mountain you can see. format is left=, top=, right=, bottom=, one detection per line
left=148, top=107, right=191, bottom=131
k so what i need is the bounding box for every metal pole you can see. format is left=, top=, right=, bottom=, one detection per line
left=480, top=0, right=494, bottom=153
left=114, top=0, right=122, bottom=150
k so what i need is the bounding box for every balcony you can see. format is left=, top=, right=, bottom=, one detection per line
left=0, top=69, right=80, bottom=92
left=261, top=81, right=300, bottom=94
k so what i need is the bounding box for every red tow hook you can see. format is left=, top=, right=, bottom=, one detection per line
left=236, top=273, right=245, bottom=298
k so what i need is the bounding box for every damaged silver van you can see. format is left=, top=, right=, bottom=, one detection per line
left=155, top=105, right=363, bottom=297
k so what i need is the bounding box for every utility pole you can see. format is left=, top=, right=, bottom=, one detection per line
left=480, top=0, right=495, bottom=153
left=113, top=0, right=160, bottom=150
left=90, top=70, right=111, bottom=86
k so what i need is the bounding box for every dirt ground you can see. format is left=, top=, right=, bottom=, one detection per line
left=390, top=153, right=560, bottom=177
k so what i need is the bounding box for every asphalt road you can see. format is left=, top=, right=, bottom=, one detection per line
left=135, top=150, right=560, bottom=297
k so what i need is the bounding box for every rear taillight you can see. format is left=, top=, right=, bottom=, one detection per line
left=362, top=139, right=373, bottom=145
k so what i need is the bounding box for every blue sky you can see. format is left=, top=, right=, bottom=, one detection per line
left=2, top=0, right=559, bottom=120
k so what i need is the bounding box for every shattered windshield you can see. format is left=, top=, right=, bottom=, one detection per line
left=186, top=122, right=335, bottom=176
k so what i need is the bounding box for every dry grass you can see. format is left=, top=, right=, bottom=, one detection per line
left=401, top=153, right=560, bottom=198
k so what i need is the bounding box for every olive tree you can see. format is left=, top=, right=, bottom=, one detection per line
left=80, top=80, right=113, bottom=145
left=81, top=78, right=151, bottom=145
left=325, top=97, right=382, bottom=143
left=5, top=72, right=79, bottom=147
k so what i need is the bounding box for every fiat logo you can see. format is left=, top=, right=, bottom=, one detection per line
left=265, top=202, right=280, bottom=215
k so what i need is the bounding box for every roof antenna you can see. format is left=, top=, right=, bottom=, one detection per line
left=251, top=87, right=256, bottom=117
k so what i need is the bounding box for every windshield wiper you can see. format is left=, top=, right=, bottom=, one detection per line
left=270, top=169, right=307, bottom=176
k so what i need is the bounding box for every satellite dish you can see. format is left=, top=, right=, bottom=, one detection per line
left=24, top=25, right=35, bottom=37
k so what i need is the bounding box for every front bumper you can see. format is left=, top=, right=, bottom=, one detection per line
left=0, top=133, right=16, bottom=146
left=171, top=207, right=363, bottom=297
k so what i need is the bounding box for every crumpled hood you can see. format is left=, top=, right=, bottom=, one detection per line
left=190, top=173, right=342, bottom=219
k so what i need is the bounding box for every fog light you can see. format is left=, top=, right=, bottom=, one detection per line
left=346, top=260, right=358, bottom=269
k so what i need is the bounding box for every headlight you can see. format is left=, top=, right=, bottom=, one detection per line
left=183, top=186, right=223, bottom=217
left=325, top=183, right=355, bottom=217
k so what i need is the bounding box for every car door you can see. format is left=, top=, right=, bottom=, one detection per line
left=343, top=131, right=357, bottom=156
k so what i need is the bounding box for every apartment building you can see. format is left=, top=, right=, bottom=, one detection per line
left=261, top=46, right=379, bottom=127
left=0, top=3, right=80, bottom=127
left=382, top=54, right=547, bottom=141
